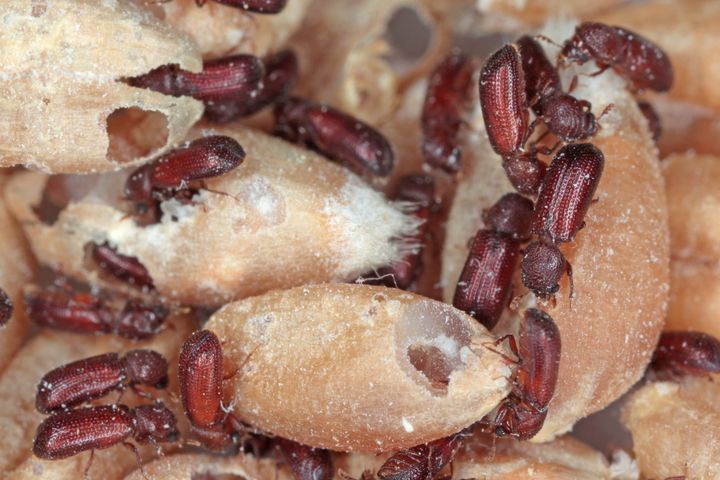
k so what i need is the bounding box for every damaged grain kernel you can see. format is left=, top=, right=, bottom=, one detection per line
left=205, top=283, right=512, bottom=452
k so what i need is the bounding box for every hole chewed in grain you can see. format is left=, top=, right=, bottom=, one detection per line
left=383, top=7, right=433, bottom=74
left=396, top=300, right=474, bottom=395
left=106, top=108, right=169, bottom=164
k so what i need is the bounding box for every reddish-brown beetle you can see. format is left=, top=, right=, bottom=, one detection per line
left=179, top=330, right=223, bottom=427
left=479, top=44, right=550, bottom=195
left=0, top=288, right=12, bottom=327
left=521, top=143, right=602, bottom=296
left=274, top=96, right=395, bottom=177
left=179, top=329, right=238, bottom=450
left=363, top=174, right=435, bottom=290
left=421, top=52, right=475, bottom=173
left=559, top=22, right=673, bottom=92
left=517, top=35, right=561, bottom=115
left=36, top=350, right=168, bottom=414
left=502, top=153, right=547, bottom=196
left=124, top=135, right=245, bottom=220
left=24, top=285, right=167, bottom=339
left=489, top=308, right=561, bottom=440
left=535, top=94, right=600, bottom=143
left=33, top=403, right=178, bottom=460
left=518, top=35, right=604, bottom=144
left=377, top=432, right=465, bottom=480
left=129, top=54, right=264, bottom=120
left=482, top=193, right=534, bottom=242
left=453, top=230, right=519, bottom=330
left=479, top=44, right=529, bottom=160
left=90, top=243, right=154, bottom=290
left=520, top=241, right=572, bottom=298
left=207, top=49, right=299, bottom=123
left=195, top=0, right=287, bottom=13
left=531, top=143, right=604, bottom=244
left=650, top=331, right=720, bottom=377
left=276, top=437, right=333, bottom=480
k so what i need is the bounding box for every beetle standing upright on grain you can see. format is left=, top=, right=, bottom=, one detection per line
left=274, top=96, right=395, bottom=177
left=36, top=350, right=168, bottom=414
left=33, top=403, right=178, bottom=460
left=559, top=22, right=674, bottom=92
left=124, top=135, right=245, bottom=222
left=479, top=44, right=546, bottom=195
left=485, top=308, right=561, bottom=440
left=421, top=52, right=475, bottom=173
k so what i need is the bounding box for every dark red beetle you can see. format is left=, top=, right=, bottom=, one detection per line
left=179, top=330, right=224, bottom=427
left=479, top=44, right=529, bottom=159
left=489, top=308, right=561, bottom=440
left=24, top=286, right=167, bottom=339
left=129, top=54, right=264, bottom=119
left=124, top=135, right=245, bottom=219
left=559, top=22, right=673, bottom=92
left=483, top=193, right=534, bottom=242
left=453, top=230, right=519, bottom=330
left=363, top=175, right=435, bottom=290
left=531, top=143, right=604, bottom=244
left=195, top=0, right=287, bottom=13
left=479, top=44, right=550, bottom=195
left=178, top=329, right=265, bottom=451
left=179, top=329, right=236, bottom=449
left=502, top=153, right=547, bottom=196
left=421, top=52, right=475, bottom=173
left=637, top=100, right=661, bottom=142
left=521, top=241, right=572, bottom=298
left=36, top=350, right=168, bottom=414
left=33, top=403, right=178, bottom=460
left=90, top=243, right=154, bottom=290
left=274, top=96, right=395, bottom=177
left=535, top=94, right=599, bottom=143
left=377, top=432, right=465, bottom=480
left=517, top=35, right=561, bottom=114
left=206, top=49, right=299, bottom=123
left=521, top=143, right=602, bottom=296
left=0, top=288, right=12, bottom=327
left=518, top=36, right=603, bottom=144
left=276, top=437, right=333, bottom=480
left=651, top=331, right=720, bottom=377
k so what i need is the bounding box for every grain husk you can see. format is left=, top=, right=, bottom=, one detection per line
left=623, top=376, right=720, bottom=480
left=4, top=127, right=418, bottom=307
left=442, top=21, right=669, bottom=441
left=0, top=0, right=203, bottom=173
left=206, top=284, right=512, bottom=452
